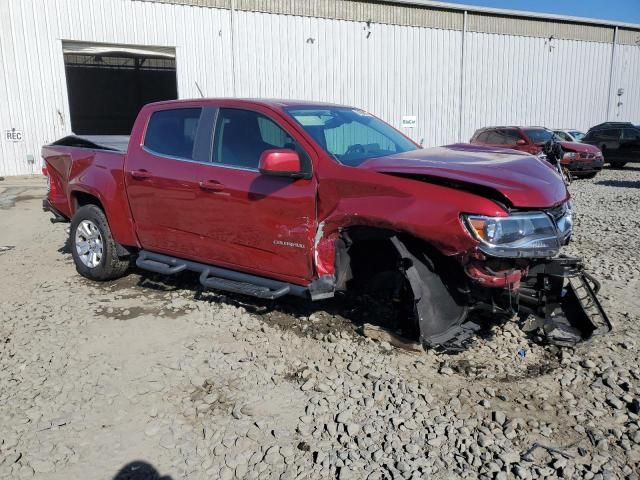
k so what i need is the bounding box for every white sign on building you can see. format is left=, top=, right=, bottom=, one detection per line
left=401, top=116, right=417, bottom=128
left=5, top=129, right=23, bottom=142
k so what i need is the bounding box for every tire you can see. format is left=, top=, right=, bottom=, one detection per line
left=70, top=204, right=129, bottom=281
left=611, top=162, right=627, bottom=168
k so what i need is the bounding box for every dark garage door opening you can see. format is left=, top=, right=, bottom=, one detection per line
left=63, top=42, right=177, bottom=135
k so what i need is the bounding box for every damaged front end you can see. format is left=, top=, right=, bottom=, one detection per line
left=462, top=203, right=612, bottom=348
left=518, top=257, right=612, bottom=346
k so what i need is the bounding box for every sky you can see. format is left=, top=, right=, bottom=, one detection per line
left=439, top=0, right=640, bottom=24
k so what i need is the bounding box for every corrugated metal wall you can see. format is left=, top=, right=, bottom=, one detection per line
left=611, top=43, right=640, bottom=122
left=0, top=0, right=639, bottom=176
left=0, top=0, right=234, bottom=177
left=461, top=33, right=614, bottom=140
left=232, top=11, right=462, bottom=146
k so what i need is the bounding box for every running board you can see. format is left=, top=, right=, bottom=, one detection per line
left=135, top=250, right=308, bottom=299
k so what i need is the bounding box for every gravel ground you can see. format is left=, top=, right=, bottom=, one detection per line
left=1, top=167, right=639, bottom=480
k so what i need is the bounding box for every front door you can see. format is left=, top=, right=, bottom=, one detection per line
left=621, top=128, right=640, bottom=162
left=193, top=106, right=317, bottom=282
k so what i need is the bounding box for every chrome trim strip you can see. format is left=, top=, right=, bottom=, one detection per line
left=141, top=145, right=260, bottom=173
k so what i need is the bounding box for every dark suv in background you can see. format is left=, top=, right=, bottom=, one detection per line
left=582, top=122, right=640, bottom=168
left=470, top=126, right=604, bottom=178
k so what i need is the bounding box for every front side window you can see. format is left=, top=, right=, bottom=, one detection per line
left=144, top=108, right=202, bottom=160
left=213, top=109, right=297, bottom=169
left=622, top=128, right=640, bottom=140
left=286, top=107, right=418, bottom=167
left=524, top=128, right=554, bottom=145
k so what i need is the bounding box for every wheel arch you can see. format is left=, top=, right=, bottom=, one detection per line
left=69, top=189, right=133, bottom=257
left=333, top=225, right=466, bottom=292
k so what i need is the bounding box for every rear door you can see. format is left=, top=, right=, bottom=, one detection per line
left=125, top=105, right=218, bottom=257
left=198, top=106, right=317, bottom=282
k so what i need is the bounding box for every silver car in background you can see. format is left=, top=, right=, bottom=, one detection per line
left=553, top=129, right=586, bottom=142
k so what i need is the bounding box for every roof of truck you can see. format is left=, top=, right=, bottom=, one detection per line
left=149, top=98, right=350, bottom=109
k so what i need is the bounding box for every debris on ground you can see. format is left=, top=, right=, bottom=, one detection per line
left=0, top=170, right=639, bottom=479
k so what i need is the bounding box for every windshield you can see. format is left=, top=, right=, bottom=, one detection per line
left=286, top=107, right=418, bottom=166
left=524, top=128, right=555, bottom=144
left=570, top=131, right=585, bottom=141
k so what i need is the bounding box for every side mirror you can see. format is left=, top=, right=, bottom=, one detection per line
left=516, top=139, right=527, bottom=146
left=259, top=149, right=304, bottom=178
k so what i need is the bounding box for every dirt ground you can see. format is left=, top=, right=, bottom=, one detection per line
left=1, top=169, right=639, bottom=480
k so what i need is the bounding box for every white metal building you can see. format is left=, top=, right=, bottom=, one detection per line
left=1, top=0, right=639, bottom=176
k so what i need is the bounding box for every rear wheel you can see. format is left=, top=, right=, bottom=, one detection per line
left=70, top=205, right=129, bottom=280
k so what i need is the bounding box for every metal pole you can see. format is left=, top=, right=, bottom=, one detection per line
left=230, top=0, right=237, bottom=96
left=606, top=26, right=618, bottom=121
left=458, top=10, right=467, bottom=142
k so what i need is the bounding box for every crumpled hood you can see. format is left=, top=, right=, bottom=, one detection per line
left=558, top=141, right=601, bottom=154
left=360, top=143, right=569, bottom=209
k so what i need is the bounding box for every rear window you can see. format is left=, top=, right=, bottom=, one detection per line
left=144, top=108, right=203, bottom=160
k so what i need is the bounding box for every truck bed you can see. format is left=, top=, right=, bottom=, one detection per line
left=42, top=139, right=138, bottom=247
left=51, top=135, right=130, bottom=153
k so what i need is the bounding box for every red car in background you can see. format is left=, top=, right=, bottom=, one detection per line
left=471, top=126, right=604, bottom=179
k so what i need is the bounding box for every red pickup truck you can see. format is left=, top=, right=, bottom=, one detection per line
left=42, top=99, right=609, bottom=350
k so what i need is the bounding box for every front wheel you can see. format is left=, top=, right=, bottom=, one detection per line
left=70, top=204, right=129, bottom=281
left=611, top=161, right=627, bottom=168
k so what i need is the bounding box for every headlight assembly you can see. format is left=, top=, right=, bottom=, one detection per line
left=462, top=212, right=561, bottom=258
left=564, top=152, right=577, bottom=159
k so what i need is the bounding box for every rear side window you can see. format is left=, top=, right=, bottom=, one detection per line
left=145, top=108, right=203, bottom=160
left=486, top=130, right=506, bottom=144
left=475, top=131, right=490, bottom=143
left=600, top=129, right=620, bottom=140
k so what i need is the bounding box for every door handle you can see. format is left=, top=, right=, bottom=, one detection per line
left=130, top=169, right=152, bottom=180
left=199, top=180, right=225, bottom=192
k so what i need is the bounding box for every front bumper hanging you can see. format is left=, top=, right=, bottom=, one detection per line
left=518, top=256, right=612, bottom=346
